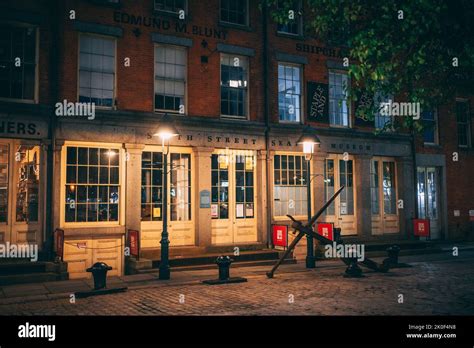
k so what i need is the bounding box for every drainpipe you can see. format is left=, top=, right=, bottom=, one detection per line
left=411, top=127, right=418, bottom=241
left=45, top=0, right=60, bottom=260
left=262, top=0, right=272, bottom=248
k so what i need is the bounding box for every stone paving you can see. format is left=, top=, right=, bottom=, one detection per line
left=0, top=251, right=473, bottom=316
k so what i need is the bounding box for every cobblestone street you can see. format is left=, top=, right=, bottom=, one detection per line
left=1, top=252, right=473, bottom=316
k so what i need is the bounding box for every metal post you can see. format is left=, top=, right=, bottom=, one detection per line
left=306, top=157, right=316, bottom=268
left=159, top=142, right=170, bottom=280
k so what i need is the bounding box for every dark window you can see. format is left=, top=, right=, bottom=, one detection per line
left=220, top=0, right=248, bottom=26
left=277, top=0, right=302, bottom=35
left=421, top=110, right=438, bottom=144
left=456, top=100, right=471, bottom=147
left=0, top=24, right=36, bottom=100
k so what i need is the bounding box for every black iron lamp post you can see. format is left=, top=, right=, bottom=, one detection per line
left=297, top=128, right=321, bottom=269
left=153, top=114, right=179, bottom=280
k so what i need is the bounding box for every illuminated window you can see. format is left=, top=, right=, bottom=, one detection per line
left=278, top=63, right=302, bottom=122
left=220, top=54, right=248, bottom=118
left=329, top=71, right=350, bottom=127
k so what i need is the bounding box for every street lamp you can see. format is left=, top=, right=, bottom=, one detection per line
left=153, top=113, right=179, bottom=280
left=297, top=128, right=321, bottom=269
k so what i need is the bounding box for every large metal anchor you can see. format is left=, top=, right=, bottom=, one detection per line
left=266, top=186, right=390, bottom=278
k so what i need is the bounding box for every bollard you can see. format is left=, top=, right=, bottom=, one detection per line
left=216, top=255, right=233, bottom=281
left=202, top=255, right=248, bottom=285
left=87, top=262, right=112, bottom=290
left=386, top=245, right=401, bottom=265
left=344, top=259, right=363, bottom=278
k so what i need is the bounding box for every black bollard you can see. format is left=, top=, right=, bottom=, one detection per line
left=87, top=262, right=112, bottom=290
left=344, top=259, right=363, bottom=278
left=203, top=255, right=248, bottom=285
left=386, top=245, right=401, bottom=265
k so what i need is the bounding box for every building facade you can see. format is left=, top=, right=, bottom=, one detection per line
left=1, top=0, right=472, bottom=279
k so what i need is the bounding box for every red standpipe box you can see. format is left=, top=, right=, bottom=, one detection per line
left=413, top=219, right=430, bottom=237
left=272, top=225, right=288, bottom=248
left=317, top=223, right=334, bottom=241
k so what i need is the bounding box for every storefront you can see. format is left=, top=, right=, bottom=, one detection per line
left=0, top=119, right=48, bottom=250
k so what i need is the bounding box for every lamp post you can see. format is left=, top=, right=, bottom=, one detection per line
left=153, top=114, right=179, bottom=280
left=297, top=129, right=321, bottom=269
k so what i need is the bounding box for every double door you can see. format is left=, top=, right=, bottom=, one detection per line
left=211, top=150, right=257, bottom=244
left=0, top=140, right=43, bottom=247
left=321, top=154, right=357, bottom=235
left=371, top=158, right=399, bottom=235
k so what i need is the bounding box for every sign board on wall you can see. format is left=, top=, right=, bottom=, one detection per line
left=0, top=119, right=46, bottom=139
left=272, top=225, right=288, bottom=249
left=54, top=229, right=64, bottom=261
left=317, top=223, right=334, bottom=241
left=307, top=82, right=329, bottom=122
left=200, top=190, right=211, bottom=208
left=128, top=229, right=140, bottom=260
left=413, top=219, right=430, bottom=237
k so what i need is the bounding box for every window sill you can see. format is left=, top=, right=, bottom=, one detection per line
left=0, top=97, right=36, bottom=104
left=220, top=115, right=249, bottom=121
left=218, top=21, right=252, bottom=32
left=423, top=143, right=441, bottom=148
left=153, top=9, right=186, bottom=20
left=62, top=225, right=126, bottom=238
left=276, top=31, right=305, bottom=40
left=88, top=0, right=122, bottom=8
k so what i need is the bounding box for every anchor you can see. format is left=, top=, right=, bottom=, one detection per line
left=266, top=185, right=390, bottom=278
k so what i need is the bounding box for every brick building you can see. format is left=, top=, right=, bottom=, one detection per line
left=0, top=0, right=472, bottom=279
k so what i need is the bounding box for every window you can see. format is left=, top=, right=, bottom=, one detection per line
left=273, top=155, right=307, bottom=217
left=421, top=110, right=438, bottom=144
left=235, top=155, right=254, bottom=219
left=155, top=0, right=186, bottom=14
left=16, top=146, right=40, bottom=223
left=155, top=45, right=186, bottom=113
left=329, top=71, right=350, bottom=127
left=170, top=153, right=191, bottom=221
left=278, top=63, right=302, bottom=122
left=374, top=93, right=394, bottom=131
left=220, top=0, right=248, bottom=26
left=211, top=154, right=229, bottom=219
left=0, top=145, right=8, bottom=223
left=141, top=151, right=163, bottom=221
left=0, top=24, right=36, bottom=101
left=370, top=160, right=379, bottom=215
left=339, top=159, right=354, bottom=215
left=220, top=54, right=248, bottom=118
left=79, top=35, right=115, bottom=107
left=277, top=0, right=302, bottom=35
left=65, top=146, right=120, bottom=223
left=456, top=100, right=471, bottom=147
left=382, top=162, right=396, bottom=214
left=324, top=159, right=335, bottom=215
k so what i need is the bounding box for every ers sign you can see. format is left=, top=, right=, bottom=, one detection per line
left=272, top=225, right=288, bottom=248
left=317, top=223, right=334, bottom=241
left=413, top=219, right=430, bottom=237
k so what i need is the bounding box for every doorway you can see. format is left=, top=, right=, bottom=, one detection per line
left=417, top=166, right=441, bottom=239
left=211, top=150, right=257, bottom=245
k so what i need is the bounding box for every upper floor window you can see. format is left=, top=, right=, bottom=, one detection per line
left=374, top=93, right=394, bottom=131
left=0, top=24, right=37, bottom=101
left=421, top=110, right=438, bottom=144
left=79, top=35, right=115, bottom=107
left=278, top=63, right=301, bottom=123
left=329, top=71, right=350, bottom=127
left=154, top=0, right=186, bottom=15
left=220, top=54, right=248, bottom=118
left=277, top=0, right=303, bottom=36
left=155, top=44, right=186, bottom=113
left=220, top=0, right=248, bottom=26
left=456, top=100, right=471, bottom=148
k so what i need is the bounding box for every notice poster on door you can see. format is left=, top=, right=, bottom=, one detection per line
left=340, top=202, right=347, bottom=215
left=413, top=219, right=430, bottom=237
left=245, top=156, right=254, bottom=171
left=245, top=203, right=254, bottom=218
left=236, top=203, right=244, bottom=218
left=211, top=204, right=219, bottom=218
left=218, top=156, right=228, bottom=169
left=153, top=207, right=161, bottom=218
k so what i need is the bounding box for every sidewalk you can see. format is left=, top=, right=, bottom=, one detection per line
left=1, top=241, right=473, bottom=306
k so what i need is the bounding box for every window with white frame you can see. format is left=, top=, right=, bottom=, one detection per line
left=278, top=63, right=302, bottom=122
left=456, top=100, right=471, bottom=147
left=65, top=146, right=120, bottom=223
left=329, top=71, right=350, bottom=127
left=421, top=110, right=438, bottom=144
left=277, top=0, right=302, bottom=35
left=154, top=0, right=186, bottom=14
left=79, top=35, right=115, bottom=107
left=0, top=24, right=36, bottom=101
left=220, top=53, right=248, bottom=118
left=273, top=154, right=307, bottom=217
left=220, top=0, right=248, bottom=26
left=155, top=45, right=186, bottom=113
